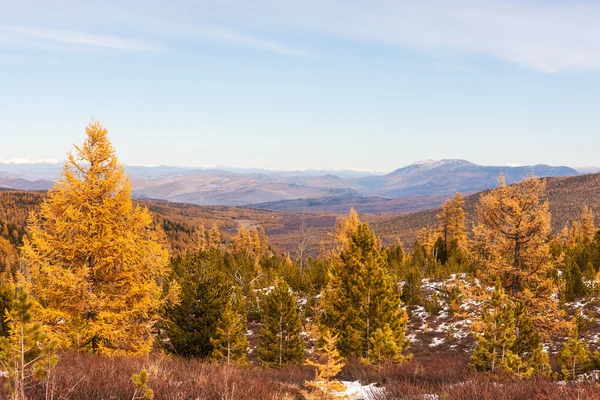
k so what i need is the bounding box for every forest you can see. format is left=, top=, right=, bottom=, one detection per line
left=2, top=122, right=600, bottom=399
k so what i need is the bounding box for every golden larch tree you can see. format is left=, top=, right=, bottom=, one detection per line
left=436, top=192, right=468, bottom=256
left=21, top=120, right=174, bottom=356
left=472, top=175, right=566, bottom=336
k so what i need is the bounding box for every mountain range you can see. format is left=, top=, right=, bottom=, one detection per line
left=0, top=159, right=587, bottom=213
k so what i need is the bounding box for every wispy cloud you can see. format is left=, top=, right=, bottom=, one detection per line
left=4, top=1, right=600, bottom=69
left=197, top=0, right=600, bottom=73
left=126, top=18, right=313, bottom=57
left=0, top=24, right=165, bottom=51
left=184, top=24, right=313, bottom=57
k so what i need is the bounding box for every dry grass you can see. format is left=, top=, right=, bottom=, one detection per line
left=3, top=352, right=600, bottom=400
left=5, top=351, right=311, bottom=400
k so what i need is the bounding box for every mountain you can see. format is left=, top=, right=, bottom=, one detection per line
left=0, top=159, right=581, bottom=210
left=0, top=176, right=53, bottom=191
left=130, top=170, right=361, bottom=206
left=354, top=159, right=579, bottom=197
left=577, top=166, right=600, bottom=174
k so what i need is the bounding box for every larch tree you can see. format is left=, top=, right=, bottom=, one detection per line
left=305, top=328, right=345, bottom=399
left=472, top=175, right=565, bottom=336
left=207, top=224, right=222, bottom=250
left=321, top=211, right=410, bottom=362
left=21, top=121, right=174, bottom=356
left=258, top=280, right=304, bottom=367
left=569, top=206, right=596, bottom=245
left=469, top=175, right=564, bottom=375
left=436, top=192, right=468, bottom=261
left=0, top=236, right=19, bottom=337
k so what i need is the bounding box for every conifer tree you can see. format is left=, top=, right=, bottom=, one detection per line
left=520, top=343, right=551, bottom=378
left=370, top=324, right=410, bottom=368
left=385, top=239, right=404, bottom=279
left=321, top=212, right=410, bottom=362
left=20, top=121, right=174, bottom=356
left=207, top=224, right=222, bottom=250
left=195, top=224, right=208, bottom=252
left=437, top=192, right=468, bottom=262
left=472, top=175, right=565, bottom=337
left=0, top=276, right=58, bottom=400
left=470, top=284, right=520, bottom=373
left=131, top=369, right=154, bottom=399
left=559, top=327, right=592, bottom=380
left=400, top=247, right=424, bottom=305
left=578, top=206, right=596, bottom=244
left=258, top=280, right=304, bottom=367
left=305, top=328, right=345, bottom=399
left=491, top=302, right=551, bottom=377
left=0, top=237, right=18, bottom=337
left=330, top=209, right=361, bottom=256
left=210, top=293, right=249, bottom=366
left=164, top=251, right=230, bottom=358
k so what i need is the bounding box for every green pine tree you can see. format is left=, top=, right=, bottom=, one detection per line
left=400, top=249, right=423, bottom=306
left=520, top=343, right=551, bottom=378
left=369, top=323, right=411, bottom=380
left=0, top=276, right=58, bottom=400
left=210, top=293, right=249, bottom=366
left=559, top=327, right=592, bottom=380
left=470, top=284, right=519, bottom=373
left=163, top=251, right=231, bottom=358
left=512, top=303, right=551, bottom=377
left=321, top=216, right=410, bottom=362
left=258, top=280, right=304, bottom=367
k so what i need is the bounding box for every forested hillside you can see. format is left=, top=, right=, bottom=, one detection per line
left=3, top=172, right=599, bottom=256
left=372, top=172, right=600, bottom=246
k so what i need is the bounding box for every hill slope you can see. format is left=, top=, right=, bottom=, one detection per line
left=1, top=173, right=598, bottom=254
left=0, top=160, right=581, bottom=211
left=371, top=172, right=600, bottom=245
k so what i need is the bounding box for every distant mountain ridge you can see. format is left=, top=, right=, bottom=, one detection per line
left=354, top=159, right=578, bottom=197
left=0, top=159, right=581, bottom=211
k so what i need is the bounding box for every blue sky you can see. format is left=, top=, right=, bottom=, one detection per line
left=1, top=0, right=599, bottom=171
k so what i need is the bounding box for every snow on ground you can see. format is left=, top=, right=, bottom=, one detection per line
left=337, top=381, right=384, bottom=399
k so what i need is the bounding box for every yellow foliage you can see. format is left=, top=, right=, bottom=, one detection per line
left=437, top=192, right=468, bottom=253
left=305, top=329, right=346, bottom=399
left=21, top=120, right=173, bottom=356
left=472, top=175, right=566, bottom=337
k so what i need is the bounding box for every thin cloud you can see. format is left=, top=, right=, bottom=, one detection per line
left=187, top=24, right=313, bottom=57
left=0, top=24, right=165, bottom=51
left=119, top=16, right=314, bottom=57
left=201, top=0, right=600, bottom=72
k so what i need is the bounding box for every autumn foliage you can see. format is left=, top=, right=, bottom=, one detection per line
left=21, top=121, right=175, bottom=356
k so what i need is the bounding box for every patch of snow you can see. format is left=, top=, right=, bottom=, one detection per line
left=429, top=337, right=446, bottom=347
left=338, top=381, right=383, bottom=400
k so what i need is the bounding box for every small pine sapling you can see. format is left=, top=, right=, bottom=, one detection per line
left=131, top=369, right=154, bottom=400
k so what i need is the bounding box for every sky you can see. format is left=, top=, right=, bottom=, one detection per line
left=1, top=0, right=599, bottom=172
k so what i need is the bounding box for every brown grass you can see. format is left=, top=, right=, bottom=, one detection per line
left=3, top=352, right=600, bottom=400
